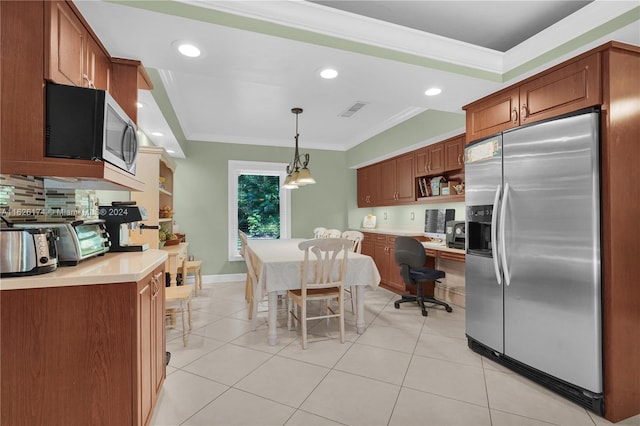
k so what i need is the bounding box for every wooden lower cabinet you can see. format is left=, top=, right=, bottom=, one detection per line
left=365, top=233, right=405, bottom=293
left=0, top=264, right=166, bottom=426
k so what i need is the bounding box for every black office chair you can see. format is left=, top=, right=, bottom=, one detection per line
left=393, top=236, right=453, bottom=317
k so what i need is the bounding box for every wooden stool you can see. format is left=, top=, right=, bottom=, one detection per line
left=184, top=260, right=203, bottom=296
left=165, top=285, right=193, bottom=346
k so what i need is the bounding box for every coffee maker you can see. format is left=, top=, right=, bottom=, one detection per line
left=99, top=202, right=150, bottom=252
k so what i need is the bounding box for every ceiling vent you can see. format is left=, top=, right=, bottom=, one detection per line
left=339, top=101, right=368, bottom=118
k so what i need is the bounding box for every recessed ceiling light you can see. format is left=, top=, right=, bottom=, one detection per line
left=151, top=132, right=164, bottom=137
left=320, top=68, right=338, bottom=79
left=177, top=43, right=201, bottom=58
left=166, top=149, right=175, bottom=154
left=136, top=102, right=144, bottom=108
left=425, top=87, right=442, bottom=96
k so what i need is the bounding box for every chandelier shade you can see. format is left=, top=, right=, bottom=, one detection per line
left=283, top=107, right=315, bottom=189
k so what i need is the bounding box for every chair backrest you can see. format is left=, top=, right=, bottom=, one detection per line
left=324, top=228, right=342, bottom=238
left=298, top=238, right=351, bottom=293
left=238, top=230, right=248, bottom=256
left=243, top=246, right=262, bottom=300
left=341, top=230, right=364, bottom=253
left=313, top=227, right=327, bottom=238
left=394, top=236, right=427, bottom=286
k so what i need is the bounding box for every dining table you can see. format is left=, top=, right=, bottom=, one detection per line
left=246, top=238, right=381, bottom=345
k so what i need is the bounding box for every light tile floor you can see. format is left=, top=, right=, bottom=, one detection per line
left=153, top=281, right=640, bottom=426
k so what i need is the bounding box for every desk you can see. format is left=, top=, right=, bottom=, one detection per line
left=422, top=242, right=466, bottom=262
left=161, top=242, right=189, bottom=286
left=247, top=239, right=381, bottom=345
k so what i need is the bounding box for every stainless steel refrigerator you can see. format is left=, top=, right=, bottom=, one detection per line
left=464, top=109, right=603, bottom=414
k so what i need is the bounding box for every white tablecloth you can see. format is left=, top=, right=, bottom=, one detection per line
left=247, top=238, right=381, bottom=295
left=246, top=238, right=381, bottom=345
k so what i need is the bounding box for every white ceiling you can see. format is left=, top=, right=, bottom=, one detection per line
left=74, top=1, right=639, bottom=160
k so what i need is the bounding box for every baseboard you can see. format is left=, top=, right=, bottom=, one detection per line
left=184, top=273, right=245, bottom=285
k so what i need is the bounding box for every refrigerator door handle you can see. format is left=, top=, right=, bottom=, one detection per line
left=491, top=184, right=502, bottom=285
left=500, top=182, right=511, bottom=286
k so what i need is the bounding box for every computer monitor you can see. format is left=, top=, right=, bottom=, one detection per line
left=424, top=209, right=455, bottom=240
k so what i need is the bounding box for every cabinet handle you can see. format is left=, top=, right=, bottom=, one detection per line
left=427, top=162, right=431, bottom=172
left=82, top=74, right=96, bottom=89
left=521, top=104, right=528, bottom=120
left=457, top=154, right=462, bottom=165
left=511, top=107, right=518, bottom=124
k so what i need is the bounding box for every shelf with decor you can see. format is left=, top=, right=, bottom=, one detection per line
left=130, top=146, right=177, bottom=249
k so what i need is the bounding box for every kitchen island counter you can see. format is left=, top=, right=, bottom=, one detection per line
left=0, top=249, right=167, bottom=290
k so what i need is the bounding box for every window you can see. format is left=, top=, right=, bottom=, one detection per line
left=228, top=160, right=291, bottom=261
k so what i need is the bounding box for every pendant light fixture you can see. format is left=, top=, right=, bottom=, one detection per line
left=283, top=107, right=315, bottom=189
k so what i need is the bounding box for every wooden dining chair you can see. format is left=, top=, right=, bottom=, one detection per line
left=287, top=238, right=351, bottom=349
left=341, top=230, right=364, bottom=313
left=324, top=228, right=342, bottom=238
left=238, top=230, right=252, bottom=304
left=313, top=227, right=327, bottom=238
left=165, top=284, right=194, bottom=346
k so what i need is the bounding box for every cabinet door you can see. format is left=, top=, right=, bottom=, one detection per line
left=414, top=147, right=428, bottom=177
left=152, top=267, right=166, bottom=397
left=361, top=235, right=374, bottom=258
left=444, top=137, right=464, bottom=171
left=520, top=53, right=600, bottom=125
left=386, top=238, right=406, bottom=292
left=395, top=153, right=415, bottom=202
left=137, top=277, right=153, bottom=426
left=86, top=36, right=110, bottom=90
left=368, top=163, right=382, bottom=206
left=465, top=87, right=519, bottom=142
left=373, top=242, right=390, bottom=283
left=381, top=159, right=397, bottom=204
left=357, top=167, right=370, bottom=207
left=426, top=144, right=445, bottom=174
left=46, top=0, right=85, bottom=86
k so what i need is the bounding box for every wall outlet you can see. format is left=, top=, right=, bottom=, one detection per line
left=383, top=212, right=388, bottom=220
left=410, top=212, right=415, bottom=221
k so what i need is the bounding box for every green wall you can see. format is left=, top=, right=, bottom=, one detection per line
left=172, top=108, right=467, bottom=277
left=173, top=140, right=349, bottom=275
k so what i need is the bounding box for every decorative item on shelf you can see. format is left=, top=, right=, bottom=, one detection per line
left=440, top=180, right=459, bottom=196
left=430, top=176, right=446, bottom=196
left=282, top=107, right=316, bottom=189
left=159, top=176, right=166, bottom=189
left=418, top=177, right=432, bottom=197
left=453, top=182, right=465, bottom=195
left=159, top=224, right=179, bottom=247
left=175, top=233, right=186, bottom=243
left=159, top=205, right=173, bottom=218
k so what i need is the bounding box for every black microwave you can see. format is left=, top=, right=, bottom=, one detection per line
left=45, top=82, right=138, bottom=175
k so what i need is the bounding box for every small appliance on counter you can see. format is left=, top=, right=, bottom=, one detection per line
left=362, top=215, right=376, bottom=229
left=11, top=219, right=110, bottom=265
left=99, top=202, right=150, bottom=252
left=445, top=220, right=466, bottom=249
left=1, top=225, right=59, bottom=277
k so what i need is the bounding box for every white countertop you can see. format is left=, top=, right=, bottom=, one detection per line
left=359, top=227, right=424, bottom=237
left=422, top=241, right=466, bottom=254
left=0, top=249, right=168, bottom=291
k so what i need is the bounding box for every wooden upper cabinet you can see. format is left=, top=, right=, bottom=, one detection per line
left=415, top=144, right=445, bottom=176
left=357, top=164, right=382, bottom=207
left=465, top=53, right=601, bottom=143
left=444, top=136, right=464, bottom=172
left=519, top=53, right=600, bottom=125
left=110, top=58, right=140, bottom=123
left=46, top=0, right=85, bottom=87
left=464, top=87, right=519, bottom=142
left=395, top=152, right=415, bottom=202
left=381, top=153, right=415, bottom=205
left=85, top=36, right=110, bottom=90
